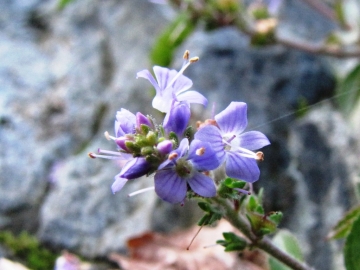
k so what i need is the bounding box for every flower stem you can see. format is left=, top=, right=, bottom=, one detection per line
left=213, top=197, right=313, bottom=270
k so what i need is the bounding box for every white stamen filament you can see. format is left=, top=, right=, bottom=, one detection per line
left=222, top=139, right=257, bottom=159
left=128, top=186, right=155, bottom=197
left=88, top=153, right=123, bottom=160
left=168, top=55, right=199, bottom=95
left=104, top=131, right=116, bottom=141
left=98, top=149, right=122, bottom=156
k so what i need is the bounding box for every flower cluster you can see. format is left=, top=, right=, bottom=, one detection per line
left=89, top=51, right=270, bottom=204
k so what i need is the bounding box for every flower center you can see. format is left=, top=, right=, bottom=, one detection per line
left=175, top=158, right=193, bottom=178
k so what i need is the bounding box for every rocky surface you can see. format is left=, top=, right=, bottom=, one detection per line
left=0, top=0, right=359, bottom=270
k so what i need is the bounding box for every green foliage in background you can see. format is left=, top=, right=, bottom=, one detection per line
left=57, top=0, right=76, bottom=10
left=337, top=64, right=360, bottom=115
left=328, top=205, right=360, bottom=240
left=150, top=13, right=195, bottom=66
left=0, top=231, right=57, bottom=270
left=269, top=230, right=304, bottom=270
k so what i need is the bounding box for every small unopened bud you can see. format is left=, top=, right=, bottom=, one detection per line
left=196, top=147, right=205, bottom=156
left=255, top=151, right=264, bottom=161
left=189, top=57, right=199, bottom=63
left=183, top=50, right=190, bottom=60
left=88, top=153, right=96, bottom=159
left=157, top=140, right=173, bottom=155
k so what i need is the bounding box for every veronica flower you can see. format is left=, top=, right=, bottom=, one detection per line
left=90, top=109, right=154, bottom=194
left=154, top=138, right=220, bottom=204
left=195, top=102, right=270, bottom=183
left=136, top=54, right=207, bottom=113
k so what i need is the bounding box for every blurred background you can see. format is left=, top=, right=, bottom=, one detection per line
left=1, top=0, right=360, bottom=269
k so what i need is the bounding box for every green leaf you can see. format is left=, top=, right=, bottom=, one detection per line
left=345, top=215, right=360, bottom=270
left=269, top=211, right=283, bottom=225
left=248, top=196, right=257, bottom=211
left=337, top=64, right=360, bottom=115
left=269, top=230, right=304, bottom=270
left=198, top=202, right=210, bottom=212
left=150, top=13, right=195, bottom=66
left=327, top=205, right=360, bottom=240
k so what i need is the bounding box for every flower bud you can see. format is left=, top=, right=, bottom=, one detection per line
left=157, top=140, right=173, bottom=155
left=136, top=112, right=152, bottom=129
left=163, top=101, right=190, bottom=137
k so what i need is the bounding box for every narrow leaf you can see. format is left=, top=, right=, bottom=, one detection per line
left=344, top=215, right=360, bottom=270
left=327, top=205, right=360, bottom=240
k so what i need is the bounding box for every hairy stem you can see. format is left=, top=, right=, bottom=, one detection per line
left=213, top=198, right=313, bottom=270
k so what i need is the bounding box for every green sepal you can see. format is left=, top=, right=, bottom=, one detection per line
left=268, top=211, right=283, bottom=226
left=144, top=154, right=160, bottom=164
left=168, top=132, right=179, bottom=148
left=248, top=196, right=257, bottom=212
left=184, top=126, right=195, bottom=141
left=146, top=131, right=157, bottom=145
left=255, top=205, right=265, bottom=215
left=141, top=146, right=154, bottom=156
left=140, top=124, right=150, bottom=135
left=125, top=141, right=141, bottom=154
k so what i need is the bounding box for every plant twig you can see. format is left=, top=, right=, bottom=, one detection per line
left=213, top=198, right=314, bottom=270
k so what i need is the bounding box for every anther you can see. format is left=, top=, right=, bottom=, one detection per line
left=168, top=153, right=178, bottom=160
left=88, top=153, right=96, bottom=159
left=189, top=56, right=199, bottom=63
left=196, top=119, right=219, bottom=129
left=104, top=131, right=111, bottom=140
left=183, top=50, right=190, bottom=60
left=196, top=147, right=206, bottom=156
left=255, top=151, right=264, bottom=161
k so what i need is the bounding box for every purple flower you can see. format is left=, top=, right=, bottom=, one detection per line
left=154, top=138, right=220, bottom=203
left=163, top=101, right=191, bottom=137
left=195, top=102, right=270, bottom=183
left=137, top=66, right=207, bottom=113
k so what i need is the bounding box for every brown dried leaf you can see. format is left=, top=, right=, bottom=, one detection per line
left=110, top=220, right=269, bottom=270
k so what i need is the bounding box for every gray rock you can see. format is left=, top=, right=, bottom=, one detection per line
left=39, top=144, right=157, bottom=258
left=0, top=0, right=170, bottom=258
left=287, top=103, right=356, bottom=270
